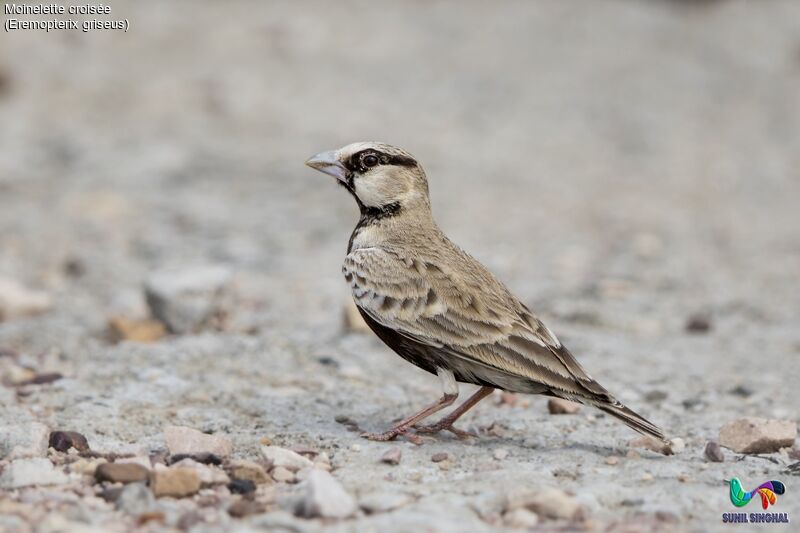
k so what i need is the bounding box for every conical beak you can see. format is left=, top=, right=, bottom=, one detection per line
left=305, top=150, right=349, bottom=184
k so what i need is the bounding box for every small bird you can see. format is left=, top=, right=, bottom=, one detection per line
left=306, top=142, right=666, bottom=445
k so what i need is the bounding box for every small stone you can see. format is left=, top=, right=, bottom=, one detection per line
left=108, top=316, right=166, bottom=343
left=300, top=469, right=357, bottom=519
left=629, top=436, right=672, bottom=455
left=228, top=499, right=263, bottom=518
left=150, top=467, right=201, bottom=498
left=49, top=431, right=90, bottom=453
left=228, top=478, right=256, bottom=495
left=170, top=458, right=229, bottom=486
left=380, top=447, right=402, bottom=465
left=493, top=449, right=509, bottom=461
left=271, top=466, right=295, bottom=483
left=504, top=487, right=583, bottom=521
left=719, top=418, right=797, bottom=453
left=641, top=473, right=653, bottom=481
left=0, top=458, right=69, bottom=488
left=334, top=415, right=351, bottom=424
left=359, top=492, right=413, bottom=514
left=17, top=372, right=62, bottom=386
left=685, top=313, right=712, bottom=333
left=547, top=398, right=581, bottom=415
left=95, top=463, right=149, bottom=484
left=504, top=508, right=540, bottom=529
left=703, top=441, right=724, bottom=462
left=605, top=456, right=619, bottom=465
left=144, top=265, right=234, bottom=334
left=728, top=384, right=754, bottom=397
left=431, top=452, right=448, bottom=463
left=259, top=436, right=273, bottom=446
left=228, top=460, right=269, bottom=485
left=0, top=422, right=49, bottom=459
left=668, top=438, right=685, bottom=455
left=261, top=445, right=313, bottom=471
left=0, top=277, right=52, bottom=321
left=626, top=450, right=641, bottom=460
left=499, top=392, right=518, bottom=406
left=644, top=390, right=668, bottom=403
left=677, top=474, right=689, bottom=483
left=343, top=299, right=370, bottom=333
left=116, top=483, right=155, bottom=515
left=164, top=426, right=232, bottom=458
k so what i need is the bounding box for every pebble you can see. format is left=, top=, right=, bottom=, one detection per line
left=95, top=463, right=149, bottom=484
left=605, top=456, right=619, bottom=465
left=628, top=436, right=679, bottom=456
left=343, top=299, right=370, bottom=333
left=116, top=482, right=155, bottom=515
left=49, top=431, right=90, bottom=453
left=359, top=492, right=413, bottom=514
left=504, top=487, right=583, bottom=521
left=170, top=458, right=230, bottom=486
left=150, top=466, right=201, bottom=498
left=719, top=417, right=797, bottom=453
left=0, top=458, right=69, bottom=488
left=164, top=426, right=232, bottom=458
left=641, top=473, right=654, bottom=481
left=261, top=445, right=313, bottom=471
left=17, top=372, right=63, bottom=386
left=504, top=507, right=540, bottom=529
left=0, top=277, right=52, bottom=320
left=381, top=447, right=402, bottom=465
left=108, top=316, right=167, bottom=343
left=685, top=314, right=712, bottom=333
left=144, top=265, right=234, bottom=334
left=350, top=444, right=362, bottom=452
left=228, top=499, right=263, bottom=518
left=493, top=449, right=509, bottom=461
left=547, top=398, right=581, bottom=415
left=228, top=478, right=256, bottom=495
left=704, top=441, right=724, bottom=462
left=271, top=466, right=295, bottom=483
left=300, top=469, right=357, bottom=519
left=0, top=422, right=49, bottom=459
left=228, top=460, right=270, bottom=485
left=431, top=452, right=448, bottom=463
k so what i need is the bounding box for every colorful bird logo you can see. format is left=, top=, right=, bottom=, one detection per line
left=729, top=478, right=786, bottom=510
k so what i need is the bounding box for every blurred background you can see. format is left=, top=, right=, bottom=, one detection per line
left=1, top=0, right=798, bottom=529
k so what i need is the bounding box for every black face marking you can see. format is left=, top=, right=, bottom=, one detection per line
left=347, top=201, right=402, bottom=253
left=344, top=149, right=417, bottom=174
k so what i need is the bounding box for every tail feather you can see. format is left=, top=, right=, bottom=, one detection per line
left=593, top=401, right=667, bottom=443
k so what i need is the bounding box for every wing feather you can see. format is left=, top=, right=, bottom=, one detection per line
left=343, top=248, right=612, bottom=400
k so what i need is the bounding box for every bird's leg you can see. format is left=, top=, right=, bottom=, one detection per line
left=361, top=368, right=459, bottom=445
left=415, top=386, right=494, bottom=438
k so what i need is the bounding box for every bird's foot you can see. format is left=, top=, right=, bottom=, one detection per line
left=361, top=426, right=423, bottom=445
left=413, top=420, right=477, bottom=439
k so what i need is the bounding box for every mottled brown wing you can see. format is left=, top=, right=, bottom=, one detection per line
left=342, top=247, right=613, bottom=401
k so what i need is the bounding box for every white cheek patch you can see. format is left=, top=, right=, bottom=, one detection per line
left=353, top=176, right=390, bottom=208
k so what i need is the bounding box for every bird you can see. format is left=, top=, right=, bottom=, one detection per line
left=306, top=142, right=666, bottom=445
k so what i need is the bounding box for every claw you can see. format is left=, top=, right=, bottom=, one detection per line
left=414, top=421, right=477, bottom=439
left=361, top=427, right=423, bottom=445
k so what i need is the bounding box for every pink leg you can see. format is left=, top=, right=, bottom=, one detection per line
left=361, top=393, right=457, bottom=445
left=415, top=386, right=494, bottom=438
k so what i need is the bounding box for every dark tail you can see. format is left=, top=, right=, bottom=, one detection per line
left=594, top=401, right=667, bottom=443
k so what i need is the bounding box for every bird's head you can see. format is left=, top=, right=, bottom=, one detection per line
left=305, top=142, right=429, bottom=215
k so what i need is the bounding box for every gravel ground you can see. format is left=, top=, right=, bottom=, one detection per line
left=1, top=1, right=799, bottom=531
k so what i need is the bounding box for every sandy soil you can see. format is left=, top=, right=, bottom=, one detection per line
left=1, top=1, right=799, bottom=531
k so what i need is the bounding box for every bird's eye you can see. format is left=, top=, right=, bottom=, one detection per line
left=363, top=154, right=379, bottom=168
